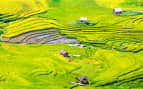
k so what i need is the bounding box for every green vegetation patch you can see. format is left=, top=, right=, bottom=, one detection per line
left=74, top=20, right=98, bottom=27
left=116, top=10, right=143, bottom=16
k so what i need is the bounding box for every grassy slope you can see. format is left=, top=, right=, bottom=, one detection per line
left=0, top=0, right=143, bottom=89
left=0, top=0, right=48, bottom=17
left=0, top=43, right=95, bottom=89
left=0, top=43, right=143, bottom=89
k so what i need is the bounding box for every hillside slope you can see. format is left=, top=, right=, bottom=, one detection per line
left=0, top=43, right=143, bottom=89
left=0, top=0, right=48, bottom=17
left=0, top=0, right=143, bottom=89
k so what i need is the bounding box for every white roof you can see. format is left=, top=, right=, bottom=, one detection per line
left=80, top=17, right=87, bottom=21
left=114, top=8, right=122, bottom=12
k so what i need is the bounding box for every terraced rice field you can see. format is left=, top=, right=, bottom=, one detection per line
left=0, top=0, right=143, bottom=89
left=0, top=0, right=48, bottom=17
left=59, top=16, right=143, bottom=52
left=0, top=43, right=143, bottom=89
left=2, top=29, right=78, bottom=44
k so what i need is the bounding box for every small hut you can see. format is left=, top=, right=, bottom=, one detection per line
left=80, top=17, right=87, bottom=22
left=79, top=76, right=89, bottom=84
left=113, top=8, right=123, bottom=14
left=60, top=50, right=70, bottom=57
left=70, top=76, right=89, bottom=86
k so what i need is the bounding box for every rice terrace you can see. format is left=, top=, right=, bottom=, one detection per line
left=0, top=0, right=143, bottom=89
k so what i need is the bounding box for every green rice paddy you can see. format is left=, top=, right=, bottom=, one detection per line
left=0, top=0, right=143, bottom=89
